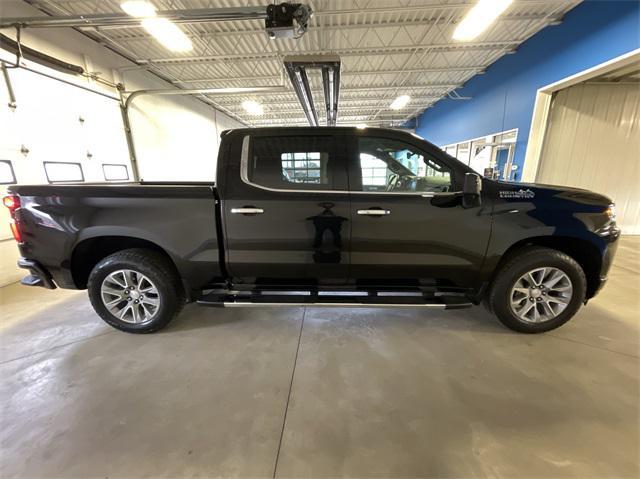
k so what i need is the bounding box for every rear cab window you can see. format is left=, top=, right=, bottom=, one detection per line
left=245, top=134, right=347, bottom=191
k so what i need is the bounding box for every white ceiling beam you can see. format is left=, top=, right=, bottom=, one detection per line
left=213, top=97, right=441, bottom=108
left=203, top=84, right=456, bottom=99
left=101, top=13, right=560, bottom=39
left=312, top=0, right=566, bottom=16
left=224, top=106, right=422, bottom=115
left=170, top=66, right=485, bottom=85
left=141, top=41, right=519, bottom=65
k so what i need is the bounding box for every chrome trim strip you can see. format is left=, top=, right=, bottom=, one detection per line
left=240, top=135, right=251, bottom=185
left=239, top=134, right=437, bottom=197
left=222, top=302, right=448, bottom=308
left=318, top=291, right=368, bottom=296
left=231, top=207, right=264, bottom=214
left=357, top=209, right=391, bottom=216
left=262, top=291, right=311, bottom=296
left=377, top=291, right=423, bottom=297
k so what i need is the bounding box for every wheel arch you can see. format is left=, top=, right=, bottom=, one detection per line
left=71, top=236, right=182, bottom=291
left=489, top=236, right=602, bottom=299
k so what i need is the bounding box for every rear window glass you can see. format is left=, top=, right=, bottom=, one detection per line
left=248, top=136, right=338, bottom=190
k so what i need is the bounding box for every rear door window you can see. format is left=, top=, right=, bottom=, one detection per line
left=247, top=135, right=345, bottom=191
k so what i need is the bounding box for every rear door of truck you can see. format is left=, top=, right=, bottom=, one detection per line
left=218, top=130, right=350, bottom=286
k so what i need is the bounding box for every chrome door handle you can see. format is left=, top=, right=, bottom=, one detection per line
left=357, top=209, right=391, bottom=216
left=231, top=207, right=264, bottom=215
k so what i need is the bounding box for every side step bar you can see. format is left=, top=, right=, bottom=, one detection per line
left=221, top=302, right=450, bottom=309
left=196, top=290, right=473, bottom=310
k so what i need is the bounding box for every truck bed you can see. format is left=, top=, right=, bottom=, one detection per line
left=8, top=182, right=223, bottom=296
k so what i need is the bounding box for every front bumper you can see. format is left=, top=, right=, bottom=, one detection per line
left=17, top=258, right=57, bottom=290
left=590, top=230, right=621, bottom=298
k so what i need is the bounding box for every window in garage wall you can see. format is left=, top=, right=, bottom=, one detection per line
left=103, top=164, right=129, bottom=181
left=281, top=152, right=325, bottom=184
left=0, top=160, right=16, bottom=184
left=442, top=129, right=518, bottom=180
left=44, top=161, right=84, bottom=183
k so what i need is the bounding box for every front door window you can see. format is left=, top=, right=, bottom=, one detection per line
left=357, top=137, right=452, bottom=193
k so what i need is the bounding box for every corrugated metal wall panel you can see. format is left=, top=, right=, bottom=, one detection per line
left=537, top=82, right=640, bottom=234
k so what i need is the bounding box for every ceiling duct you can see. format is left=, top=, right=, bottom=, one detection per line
left=284, top=55, right=341, bottom=127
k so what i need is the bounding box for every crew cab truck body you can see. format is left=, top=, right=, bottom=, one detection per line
left=5, top=127, right=620, bottom=333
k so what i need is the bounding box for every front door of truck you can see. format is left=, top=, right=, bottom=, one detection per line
left=347, top=132, right=492, bottom=290
left=221, top=131, right=350, bottom=286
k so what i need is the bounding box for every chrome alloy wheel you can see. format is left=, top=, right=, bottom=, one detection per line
left=101, top=269, right=161, bottom=324
left=509, top=267, right=573, bottom=323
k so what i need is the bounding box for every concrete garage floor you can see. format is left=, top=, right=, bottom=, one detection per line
left=1, top=238, right=638, bottom=478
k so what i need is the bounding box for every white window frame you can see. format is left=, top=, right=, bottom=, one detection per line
left=43, top=161, right=85, bottom=184
left=0, top=160, right=16, bottom=185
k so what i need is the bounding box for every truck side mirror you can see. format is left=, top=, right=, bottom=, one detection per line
left=462, top=173, right=482, bottom=208
left=463, top=173, right=482, bottom=196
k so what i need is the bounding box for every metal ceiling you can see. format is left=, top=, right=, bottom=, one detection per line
left=23, top=0, right=582, bottom=127
left=587, top=62, right=640, bottom=83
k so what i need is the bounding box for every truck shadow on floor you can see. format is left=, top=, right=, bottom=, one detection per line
left=165, top=302, right=514, bottom=335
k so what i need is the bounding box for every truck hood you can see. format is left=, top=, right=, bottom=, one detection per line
left=495, top=181, right=613, bottom=207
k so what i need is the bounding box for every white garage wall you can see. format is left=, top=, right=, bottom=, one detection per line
left=0, top=1, right=243, bottom=286
left=537, top=82, right=640, bottom=234
left=123, top=69, right=241, bottom=182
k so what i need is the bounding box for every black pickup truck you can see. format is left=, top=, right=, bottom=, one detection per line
left=5, top=127, right=620, bottom=334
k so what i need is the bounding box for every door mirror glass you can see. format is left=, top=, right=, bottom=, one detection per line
left=463, top=173, right=482, bottom=196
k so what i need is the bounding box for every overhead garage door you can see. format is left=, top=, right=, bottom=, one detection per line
left=537, top=81, right=640, bottom=234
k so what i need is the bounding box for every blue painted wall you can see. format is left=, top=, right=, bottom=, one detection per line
left=414, top=0, right=640, bottom=181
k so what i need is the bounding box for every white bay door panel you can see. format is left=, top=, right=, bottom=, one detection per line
left=538, top=82, right=640, bottom=234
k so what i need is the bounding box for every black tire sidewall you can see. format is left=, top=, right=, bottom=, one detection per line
left=492, top=251, right=586, bottom=333
left=88, top=250, right=182, bottom=333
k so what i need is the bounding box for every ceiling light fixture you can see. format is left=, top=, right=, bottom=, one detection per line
left=453, top=0, right=514, bottom=41
left=356, top=124, right=368, bottom=129
left=242, top=100, right=264, bottom=116
left=390, top=95, right=411, bottom=110
left=120, top=1, right=156, bottom=18
left=141, top=18, right=192, bottom=52
left=121, top=1, right=193, bottom=52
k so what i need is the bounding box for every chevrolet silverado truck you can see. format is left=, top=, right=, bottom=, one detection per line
left=4, top=127, right=620, bottom=334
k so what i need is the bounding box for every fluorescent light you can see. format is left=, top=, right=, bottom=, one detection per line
left=141, top=18, right=193, bottom=52
left=242, top=100, right=264, bottom=116
left=390, top=95, right=410, bottom=110
left=121, top=1, right=192, bottom=52
left=453, top=0, right=514, bottom=41
left=121, top=1, right=156, bottom=17
left=356, top=124, right=367, bottom=129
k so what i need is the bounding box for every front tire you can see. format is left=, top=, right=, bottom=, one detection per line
left=489, top=247, right=587, bottom=333
left=87, top=248, right=184, bottom=333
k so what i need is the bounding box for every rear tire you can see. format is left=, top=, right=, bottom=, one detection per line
left=87, top=248, right=184, bottom=333
left=489, top=247, right=586, bottom=333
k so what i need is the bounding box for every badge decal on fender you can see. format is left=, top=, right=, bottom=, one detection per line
left=499, top=189, right=535, bottom=199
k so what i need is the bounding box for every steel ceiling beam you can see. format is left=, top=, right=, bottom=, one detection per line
left=212, top=97, right=441, bottom=108
left=310, top=0, right=565, bottom=16
left=170, top=66, right=484, bottom=85
left=100, top=12, right=561, bottom=37
left=225, top=106, right=422, bottom=115
left=202, top=84, right=457, bottom=97
left=141, top=41, right=518, bottom=64
left=0, top=6, right=268, bottom=28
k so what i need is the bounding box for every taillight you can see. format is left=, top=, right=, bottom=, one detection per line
left=9, top=219, right=22, bottom=242
left=3, top=195, right=23, bottom=243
